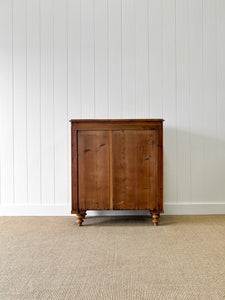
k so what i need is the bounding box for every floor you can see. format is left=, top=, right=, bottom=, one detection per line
left=0, top=215, right=225, bottom=300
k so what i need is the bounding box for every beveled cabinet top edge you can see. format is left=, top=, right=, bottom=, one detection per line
left=70, top=119, right=164, bottom=123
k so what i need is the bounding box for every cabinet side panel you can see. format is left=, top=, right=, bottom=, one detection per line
left=112, top=131, right=138, bottom=209
left=78, top=131, right=110, bottom=210
left=137, top=130, right=158, bottom=210
left=71, top=129, right=78, bottom=212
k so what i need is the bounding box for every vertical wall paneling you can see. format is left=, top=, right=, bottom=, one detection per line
left=176, top=0, right=191, bottom=203
left=94, top=0, right=108, bottom=118
left=189, top=0, right=204, bottom=203
left=148, top=0, right=163, bottom=118
left=13, top=0, right=28, bottom=205
left=67, top=0, right=81, bottom=207
left=217, top=0, right=225, bottom=202
left=54, top=0, right=68, bottom=204
left=1, top=0, right=225, bottom=215
left=121, top=0, right=136, bottom=118
left=0, top=0, right=14, bottom=205
left=203, top=0, right=218, bottom=203
left=162, top=0, right=177, bottom=204
left=40, top=0, right=55, bottom=205
left=81, top=0, right=95, bottom=118
left=135, top=0, right=148, bottom=118
left=108, top=0, right=122, bottom=118
left=27, top=0, right=41, bottom=205
left=68, top=0, right=81, bottom=120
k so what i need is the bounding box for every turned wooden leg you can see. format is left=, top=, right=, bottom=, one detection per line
left=150, top=210, right=160, bottom=226
left=80, top=210, right=87, bottom=219
left=76, top=212, right=84, bottom=226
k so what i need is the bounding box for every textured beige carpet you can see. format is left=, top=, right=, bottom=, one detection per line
left=0, top=215, right=225, bottom=300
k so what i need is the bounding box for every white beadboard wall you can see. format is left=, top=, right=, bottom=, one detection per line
left=0, top=0, right=225, bottom=216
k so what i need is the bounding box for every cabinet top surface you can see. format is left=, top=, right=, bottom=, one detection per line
left=70, top=119, right=164, bottom=123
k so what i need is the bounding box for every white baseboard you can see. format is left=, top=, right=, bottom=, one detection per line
left=0, top=205, right=71, bottom=216
left=0, top=203, right=225, bottom=216
left=163, top=203, right=225, bottom=215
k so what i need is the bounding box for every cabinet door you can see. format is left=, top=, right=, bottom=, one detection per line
left=112, top=130, right=158, bottom=210
left=78, top=131, right=110, bottom=210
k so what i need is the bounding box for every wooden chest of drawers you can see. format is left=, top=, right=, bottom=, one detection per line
left=70, top=119, right=164, bottom=226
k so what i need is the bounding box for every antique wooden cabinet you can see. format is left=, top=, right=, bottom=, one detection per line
left=70, top=119, right=164, bottom=226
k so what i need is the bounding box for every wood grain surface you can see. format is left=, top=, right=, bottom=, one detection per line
left=112, top=130, right=158, bottom=210
left=78, top=130, right=110, bottom=210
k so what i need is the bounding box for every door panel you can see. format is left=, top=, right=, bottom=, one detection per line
left=78, top=131, right=110, bottom=210
left=112, top=130, right=158, bottom=210
left=112, top=130, right=138, bottom=209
